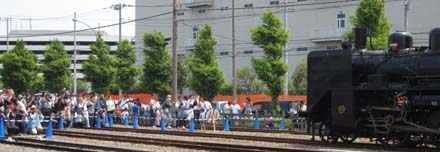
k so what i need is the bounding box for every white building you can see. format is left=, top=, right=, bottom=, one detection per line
left=0, top=30, right=134, bottom=79
left=135, top=0, right=440, bottom=82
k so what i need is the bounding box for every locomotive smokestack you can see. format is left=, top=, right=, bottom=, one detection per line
left=430, top=27, right=440, bottom=51
left=388, top=31, right=412, bottom=52
left=354, top=28, right=367, bottom=50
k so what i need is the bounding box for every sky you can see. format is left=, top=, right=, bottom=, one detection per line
left=0, top=0, right=136, bottom=36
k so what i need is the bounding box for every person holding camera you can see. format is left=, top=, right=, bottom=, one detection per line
left=29, top=105, right=44, bottom=134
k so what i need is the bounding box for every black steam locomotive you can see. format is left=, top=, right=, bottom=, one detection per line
left=307, top=27, right=440, bottom=148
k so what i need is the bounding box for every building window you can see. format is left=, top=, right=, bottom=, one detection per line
left=270, top=1, right=279, bottom=5
left=243, top=50, right=253, bottom=54
left=297, top=0, right=307, bottom=2
left=244, top=3, right=253, bottom=8
left=297, top=47, right=308, bottom=51
left=327, top=46, right=338, bottom=50
left=220, top=52, right=229, bottom=56
left=337, top=12, right=346, bottom=29
left=198, top=9, right=206, bottom=13
left=177, top=12, right=185, bottom=16
left=178, top=54, right=185, bottom=57
left=220, top=6, right=229, bottom=11
left=192, top=27, right=199, bottom=39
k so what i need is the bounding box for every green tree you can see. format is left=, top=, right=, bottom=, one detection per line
left=41, top=39, right=72, bottom=92
left=237, top=67, right=257, bottom=94
left=82, top=33, right=117, bottom=94
left=343, top=0, right=392, bottom=50
left=141, top=32, right=172, bottom=99
left=250, top=10, right=289, bottom=112
left=289, top=59, right=307, bottom=95
left=115, top=40, right=139, bottom=94
left=187, top=24, right=225, bottom=101
left=177, top=56, right=188, bottom=94
left=0, top=40, right=38, bottom=93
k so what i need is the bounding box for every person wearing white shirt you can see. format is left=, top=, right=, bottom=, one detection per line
left=149, top=96, right=156, bottom=127
left=29, top=105, right=44, bottom=134
left=231, top=103, right=241, bottom=126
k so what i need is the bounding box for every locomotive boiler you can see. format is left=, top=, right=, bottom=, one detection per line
left=307, top=27, right=440, bottom=148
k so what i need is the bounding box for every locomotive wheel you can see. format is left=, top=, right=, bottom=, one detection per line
left=319, top=123, right=339, bottom=144
left=377, top=132, right=410, bottom=147
left=340, top=135, right=357, bottom=143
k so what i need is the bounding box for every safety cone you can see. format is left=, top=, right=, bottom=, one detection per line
left=224, top=116, right=230, bottom=131
left=109, top=113, right=114, bottom=128
left=254, top=116, right=259, bottom=129
left=46, top=117, right=53, bottom=139
left=133, top=115, right=139, bottom=129
left=103, top=113, right=109, bottom=127
left=59, top=116, right=64, bottom=130
left=96, top=115, right=101, bottom=128
left=160, top=116, right=165, bottom=131
left=279, top=117, right=285, bottom=130
left=189, top=118, right=195, bottom=134
left=123, top=115, right=129, bottom=126
left=0, top=118, right=6, bottom=139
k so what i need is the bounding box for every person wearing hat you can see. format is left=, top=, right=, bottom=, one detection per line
left=29, top=105, right=44, bottom=135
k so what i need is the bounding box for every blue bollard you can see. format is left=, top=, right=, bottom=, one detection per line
left=103, top=113, right=109, bottom=127
left=109, top=113, right=114, bottom=128
left=189, top=118, right=195, bottom=134
left=279, top=117, right=285, bottom=130
left=59, top=116, right=64, bottom=130
left=254, top=116, right=259, bottom=129
left=0, top=118, right=5, bottom=139
left=46, top=117, right=53, bottom=139
left=25, top=118, right=32, bottom=132
left=123, top=115, right=129, bottom=126
left=133, top=115, right=139, bottom=129
left=96, top=115, right=101, bottom=128
left=160, top=116, right=165, bottom=131
left=224, top=116, right=230, bottom=131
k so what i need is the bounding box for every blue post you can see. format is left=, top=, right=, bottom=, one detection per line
left=103, top=112, right=109, bottom=127
left=0, top=118, right=5, bottom=139
left=25, top=117, right=31, bottom=132
left=96, top=114, right=101, bottom=128
left=254, top=116, right=259, bottom=129
left=224, top=116, right=230, bottom=131
left=59, top=115, right=64, bottom=130
left=133, top=115, right=139, bottom=129
left=123, top=115, right=129, bottom=126
left=279, top=117, right=285, bottom=130
left=189, top=118, right=195, bottom=133
left=109, top=113, right=114, bottom=128
left=160, top=116, right=165, bottom=131
left=46, top=116, right=53, bottom=139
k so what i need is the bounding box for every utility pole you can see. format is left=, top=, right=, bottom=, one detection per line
left=283, top=0, right=289, bottom=96
left=404, top=0, right=411, bottom=32
left=112, top=3, right=127, bottom=95
left=232, top=0, right=237, bottom=104
left=73, top=12, right=77, bottom=94
left=172, top=0, right=178, bottom=104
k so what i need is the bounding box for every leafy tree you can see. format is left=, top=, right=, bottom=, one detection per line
left=177, top=56, right=188, bottom=94
left=141, top=32, right=172, bottom=99
left=343, top=0, right=392, bottom=50
left=219, top=83, right=233, bottom=96
left=82, top=33, right=117, bottom=94
left=237, top=67, right=257, bottom=94
left=115, top=40, right=139, bottom=94
left=0, top=40, right=38, bottom=94
left=41, top=39, right=72, bottom=92
left=289, top=59, right=307, bottom=95
left=250, top=10, right=289, bottom=112
left=187, top=24, right=225, bottom=101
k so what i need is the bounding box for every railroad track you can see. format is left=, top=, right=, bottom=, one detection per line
left=82, top=127, right=436, bottom=152
left=51, top=130, right=319, bottom=152
left=200, top=126, right=309, bottom=135
left=0, top=137, right=147, bottom=152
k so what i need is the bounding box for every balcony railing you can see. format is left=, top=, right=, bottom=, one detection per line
left=184, top=0, right=214, bottom=8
